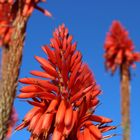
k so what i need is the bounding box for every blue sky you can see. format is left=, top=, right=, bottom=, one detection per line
left=11, top=0, right=140, bottom=139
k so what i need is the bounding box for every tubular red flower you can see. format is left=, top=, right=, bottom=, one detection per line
left=104, top=21, right=140, bottom=73
left=16, top=24, right=115, bottom=140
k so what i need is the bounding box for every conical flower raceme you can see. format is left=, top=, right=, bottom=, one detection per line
left=104, top=21, right=140, bottom=73
left=16, top=24, right=115, bottom=140
left=0, top=0, right=51, bottom=46
left=6, top=108, right=18, bottom=139
left=0, top=0, right=52, bottom=17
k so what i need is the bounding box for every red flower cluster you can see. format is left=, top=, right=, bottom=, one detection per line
left=0, top=0, right=51, bottom=46
left=6, top=108, right=18, bottom=139
left=22, top=0, right=52, bottom=17
left=16, top=24, right=115, bottom=140
left=0, top=1, right=14, bottom=45
left=104, top=21, right=140, bottom=73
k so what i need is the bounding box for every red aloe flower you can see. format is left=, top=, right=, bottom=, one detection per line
left=0, top=0, right=52, bottom=17
left=0, top=2, right=14, bottom=45
left=104, top=21, right=140, bottom=73
left=104, top=21, right=140, bottom=140
left=6, top=108, right=18, bottom=139
left=16, top=24, right=115, bottom=140
left=0, top=0, right=51, bottom=46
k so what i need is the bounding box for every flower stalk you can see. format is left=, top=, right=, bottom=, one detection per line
left=0, top=9, right=28, bottom=139
left=104, top=21, right=140, bottom=140
left=120, top=63, right=130, bottom=140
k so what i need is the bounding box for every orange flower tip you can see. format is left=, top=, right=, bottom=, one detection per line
left=101, top=118, right=112, bottom=123
left=18, top=78, right=28, bottom=83
left=61, top=23, right=65, bottom=28
left=35, top=56, right=47, bottom=66
left=44, top=10, right=52, bottom=17
left=34, top=5, right=52, bottom=17
left=34, top=55, right=40, bottom=61
left=16, top=93, right=26, bottom=98
left=15, top=122, right=27, bottom=131
left=41, top=45, right=46, bottom=50
left=102, top=134, right=117, bottom=139
left=17, top=92, right=36, bottom=99
left=83, top=85, right=93, bottom=93
left=100, top=126, right=117, bottom=133
left=90, top=115, right=113, bottom=123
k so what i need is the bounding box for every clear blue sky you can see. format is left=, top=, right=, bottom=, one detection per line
left=11, top=0, right=140, bottom=139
